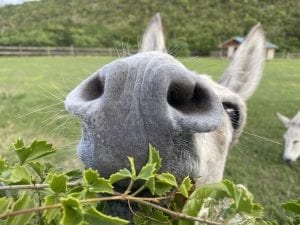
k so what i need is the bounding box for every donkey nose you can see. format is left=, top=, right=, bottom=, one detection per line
left=284, top=158, right=292, bottom=166
left=140, top=64, right=224, bottom=134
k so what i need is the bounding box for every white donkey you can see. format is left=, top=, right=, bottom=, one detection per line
left=65, top=13, right=265, bottom=218
left=277, top=111, right=300, bottom=164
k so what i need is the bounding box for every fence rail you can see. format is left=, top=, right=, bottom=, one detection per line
left=0, top=46, right=138, bottom=56
left=274, top=52, right=300, bottom=59
left=1, top=46, right=300, bottom=59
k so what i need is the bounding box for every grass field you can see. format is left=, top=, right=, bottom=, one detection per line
left=0, top=56, right=299, bottom=223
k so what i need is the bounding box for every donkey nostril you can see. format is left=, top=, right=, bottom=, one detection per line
left=81, top=75, right=104, bottom=101
left=167, top=82, right=211, bottom=114
left=284, top=158, right=292, bottom=165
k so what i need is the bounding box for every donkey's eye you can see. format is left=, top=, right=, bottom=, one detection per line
left=222, top=102, right=240, bottom=130
left=293, top=140, right=299, bottom=145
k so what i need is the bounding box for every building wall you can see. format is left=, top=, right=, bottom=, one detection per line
left=227, top=46, right=235, bottom=58
left=266, top=48, right=275, bottom=60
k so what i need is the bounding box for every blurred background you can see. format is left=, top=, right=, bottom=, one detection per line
left=0, top=0, right=299, bottom=56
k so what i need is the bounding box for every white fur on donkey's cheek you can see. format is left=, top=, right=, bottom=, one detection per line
left=195, top=116, right=233, bottom=186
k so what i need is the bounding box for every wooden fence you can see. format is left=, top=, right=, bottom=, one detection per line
left=1, top=46, right=300, bottom=58
left=0, top=46, right=138, bottom=56
left=274, top=52, right=300, bottom=59
left=210, top=50, right=300, bottom=59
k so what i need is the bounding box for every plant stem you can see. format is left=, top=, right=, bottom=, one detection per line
left=131, top=198, right=224, bottom=225
left=131, top=184, right=146, bottom=196
left=0, top=193, right=223, bottom=225
left=124, top=179, right=134, bottom=195
left=0, top=181, right=81, bottom=191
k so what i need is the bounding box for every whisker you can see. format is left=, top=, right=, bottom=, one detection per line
left=242, top=131, right=282, bottom=145
left=50, top=82, right=68, bottom=98
left=38, top=86, right=64, bottom=102
left=41, top=110, right=65, bottom=125
left=16, top=101, right=64, bottom=119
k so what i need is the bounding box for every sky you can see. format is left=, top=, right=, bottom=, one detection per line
left=0, top=0, right=38, bottom=6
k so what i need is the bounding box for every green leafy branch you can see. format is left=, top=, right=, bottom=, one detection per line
left=0, top=139, right=298, bottom=225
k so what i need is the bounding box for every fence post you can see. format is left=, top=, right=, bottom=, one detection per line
left=70, top=45, right=74, bottom=56
left=47, top=46, right=51, bottom=56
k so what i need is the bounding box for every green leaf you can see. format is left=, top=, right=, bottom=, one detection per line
left=48, top=173, right=68, bottom=193
left=7, top=192, right=35, bottom=225
left=145, top=177, right=156, bottom=195
left=283, top=199, right=300, bottom=214
left=13, top=139, right=24, bottom=149
left=235, top=184, right=263, bottom=217
left=13, top=139, right=28, bottom=164
left=84, top=169, right=113, bottom=194
left=80, top=221, right=90, bottom=225
left=150, top=210, right=172, bottom=225
left=66, top=169, right=83, bottom=181
left=9, top=165, right=31, bottom=184
left=0, top=197, right=12, bottom=216
left=251, top=203, right=264, bottom=217
left=61, top=196, right=83, bottom=225
left=13, top=139, right=55, bottom=164
left=28, top=139, right=55, bottom=161
left=238, top=191, right=253, bottom=213
left=84, top=206, right=129, bottom=225
left=148, top=144, right=161, bottom=172
left=43, top=195, right=60, bottom=223
left=223, top=179, right=240, bottom=204
left=156, top=173, right=177, bottom=187
left=256, top=220, right=279, bottom=225
left=179, top=176, right=193, bottom=198
left=133, top=212, right=147, bottom=225
left=136, top=164, right=156, bottom=180
left=154, top=182, right=173, bottom=196
left=138, top=204, right=153, bottom=215
left=134, top=207, right=171, bottom=225
left=128, top=157, right=136, bottom=178
left=109, top=168, right=132, bottom=184
left=0, top=156, right=8, bottom=173
left=28, top=161, right=44, bottom=178
left=179, top=183, right=226, bottom=225
left=28, top=161, right=53, bottom=180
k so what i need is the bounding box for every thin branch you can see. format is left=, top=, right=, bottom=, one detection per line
left=124, top=179, right=135, bottom=195
left=0, top=196, right=122, bottom=220
left=0, top=182, right=81, bottom=191
left=131, top=184, right=146, bottom=196
left=0, top=193, right=223, bottom=225
left=130, top=198, right=224, bottom=225
left=0, top=203, right=61, bottom=220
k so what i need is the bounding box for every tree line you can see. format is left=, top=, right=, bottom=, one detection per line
left=0, top=0, right=299, bottom=56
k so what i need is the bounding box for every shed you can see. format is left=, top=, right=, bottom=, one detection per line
left=219, top=36, right=278, bottom=60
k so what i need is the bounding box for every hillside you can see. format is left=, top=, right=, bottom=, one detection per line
left=0, top=0, right=299, bottom=55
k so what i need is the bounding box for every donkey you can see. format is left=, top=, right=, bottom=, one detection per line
left=64, top=13, right=265, bottom=217
left=277, top=111, right=300, bottom=164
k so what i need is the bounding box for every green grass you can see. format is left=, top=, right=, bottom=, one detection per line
left=0, top=56, right=299, bottom=223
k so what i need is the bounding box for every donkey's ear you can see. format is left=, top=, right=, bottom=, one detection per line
left=277, top=112, right=290, bottom=128
left=140, top=13, right=166, bottom=52
left=219, top=23, right=265, bottom=101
